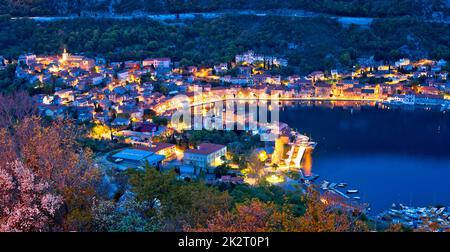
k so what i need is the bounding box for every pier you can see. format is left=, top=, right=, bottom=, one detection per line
left=321, top=181, right=350, bottom=199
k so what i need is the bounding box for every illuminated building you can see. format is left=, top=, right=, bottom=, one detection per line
left=143, top=58, right=171, bottom=68
left=148, top=142, right=176, bottom=160
left=183, top=143, right=227, bottom=170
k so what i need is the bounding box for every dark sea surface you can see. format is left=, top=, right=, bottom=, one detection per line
left=280, top=101, right=450, bottom=213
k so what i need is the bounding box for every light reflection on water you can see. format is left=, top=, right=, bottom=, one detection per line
left=301, top=147, right=313, bottom=177
left=280, top=101, right=450, bottom=212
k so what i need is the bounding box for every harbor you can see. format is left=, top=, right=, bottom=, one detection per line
left=275, top=126, right=368, bottom=213
left=377, top=204, right=450, bottom=231
left=320, top=181, right=360, bottom=200
left=280, top=102, right=450, bottom=214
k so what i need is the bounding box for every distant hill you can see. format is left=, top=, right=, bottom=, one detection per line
left=1, top=0, right=449, bottom=18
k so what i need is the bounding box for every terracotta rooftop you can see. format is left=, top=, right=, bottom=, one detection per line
left=185, top=143, right=226, bottom=155
left=135, top=122, right=159, bottom=133
left=148, top=142, right=175, bottom=152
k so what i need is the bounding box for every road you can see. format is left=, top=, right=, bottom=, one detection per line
left=10, top=9, right=450, bottom=25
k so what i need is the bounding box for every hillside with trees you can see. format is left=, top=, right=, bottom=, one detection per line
left=0, top=92, right=370, bottom=232
left=0, top=15, right=449, bottom=76
left=1, top=0, right=449, bottom=18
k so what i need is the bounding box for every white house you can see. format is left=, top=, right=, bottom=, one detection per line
left=273, top=57, right=288, bottom=67
left=183, top=143, right=227, bottom=169
left=214, top=63, right=228, bottom=73
left=331, top=69, right=340, bottom=79
left=143, top=58, right=171, bottom=68
left=235, top=50, right=264, bottom=64
left=18, top=54, right=36, bottom=66
left=395, top=58, right=411, bottom=68
left=117, top=70, right=129, bottom=81
left=388, top=94, right=416, bottom=105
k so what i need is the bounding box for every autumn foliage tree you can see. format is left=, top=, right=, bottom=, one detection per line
left=187, top=199, right=292, bottom=232
left=128, top=167, right=231, bottom=231
left=0, top=93, right=99, bottom=231
left=297, top=188, right=368, bottom=232
left=387, top=223, right=405, bottom=232
left=92, top=194, right=161, bottom=232
left=0, top=161, right=62, bottom=232
left=414, top=218, right=450, bottom=232
left=0, top=91, right=37, bottom=130
left=190, top=187, right=368, bottom=232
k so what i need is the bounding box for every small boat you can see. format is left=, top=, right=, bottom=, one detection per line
left=337, top=183, right=347, bottom=188
left=320, top=181, right=329, bottom=190
left=347, top=189, right=359, bottom=194
left=353, top=196, right=361, bottom=200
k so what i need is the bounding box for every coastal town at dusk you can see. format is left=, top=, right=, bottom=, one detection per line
left=1, top=0, right=450, bottom=243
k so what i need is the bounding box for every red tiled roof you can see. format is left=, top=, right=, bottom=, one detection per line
left=135, top=123, right=159, bottom=133
left=419, top=86, right=439, bottom=93
left=185, top=143, right=226, bottom=155
left=148, top=142, right=175, bottom=152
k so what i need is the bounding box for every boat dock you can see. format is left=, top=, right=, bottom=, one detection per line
left=299, top=169, right=320, bottom=182
left=320, top=181, right=351, bottom=199
left=377, top=204, right=450, bottom=231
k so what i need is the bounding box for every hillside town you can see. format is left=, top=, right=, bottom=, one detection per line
left=3, top=0, right=450, bottom=239
left=8, top=49, right=450, bottom=123
left=2, top=49, right=450, bottom=230
left=6, top=48, right=450, bottom=164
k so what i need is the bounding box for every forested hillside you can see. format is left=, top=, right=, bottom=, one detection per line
left=0, top=15, right=449, bottom=75
left=1, top=0, right=449, bottom=17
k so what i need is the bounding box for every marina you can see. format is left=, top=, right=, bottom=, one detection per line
left=378, top=204, right=450, bottom=231
left=319, top=181, right=360, bottom=201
